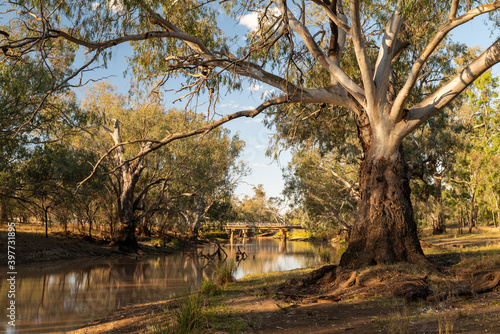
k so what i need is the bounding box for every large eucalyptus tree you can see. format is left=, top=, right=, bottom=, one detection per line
left=1, top=0, right=499, bottom=266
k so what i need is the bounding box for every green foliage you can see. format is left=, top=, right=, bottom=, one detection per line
left=76, top=82, right=247, bottom=236
left=170, top=239, right=181, bottom=250
left=289, top=230, right=313, bottom=239
left=273, top=230, right=290, bottom=239
left=233, top=185, right=281, bottom=223
left=443, top=72, right=500, bottom=228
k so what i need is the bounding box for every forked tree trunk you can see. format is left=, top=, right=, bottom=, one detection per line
left=340, top=147, right=427, bottom=268
left=105, top=119, right=148, bottom=253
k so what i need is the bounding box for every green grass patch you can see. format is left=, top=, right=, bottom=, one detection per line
left=229, top=266, right=319, bottom=293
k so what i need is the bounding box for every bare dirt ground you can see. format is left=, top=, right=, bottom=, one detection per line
left=67, top=227, right=500, bottom=334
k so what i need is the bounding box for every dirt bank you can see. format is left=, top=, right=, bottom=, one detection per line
left=67, top=228, right=500, bottom=334
left=0, top=227, right=180, bottom=266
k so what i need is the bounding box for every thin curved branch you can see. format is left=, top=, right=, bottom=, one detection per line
left=137, top=4, right=213, bottom=56
left=47, top=28, right=205, bottom=52
left=11, top=51, right=100, bottom=138
left=77, top=95, right=291, bottom=191
left=391, top=0, right=500, bottom=122
left=317, top=165, right=359, bottom=203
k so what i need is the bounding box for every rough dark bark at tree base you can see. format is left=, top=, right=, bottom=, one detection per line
left=110, top=225, right=140, bottom=253
left=339, top=151, right=430, bottom=269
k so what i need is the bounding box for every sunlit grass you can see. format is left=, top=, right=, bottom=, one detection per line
left=153, top=293, right=206, bottom=334
left=289, top=230, right=314, bottom=239
left=420, top=227, right=500, bottom=263
left=421, top=227, right=500, bottom=244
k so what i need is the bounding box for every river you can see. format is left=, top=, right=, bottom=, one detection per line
left=0, top=238, right=338, bottom=333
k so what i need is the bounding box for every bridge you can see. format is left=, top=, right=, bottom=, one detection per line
left=223, top=222, right=304, bottom=240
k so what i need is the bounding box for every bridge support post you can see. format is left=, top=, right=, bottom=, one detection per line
left=279, top=228, right=288, bottom=253
left=280, top=228, right=287, bottom=241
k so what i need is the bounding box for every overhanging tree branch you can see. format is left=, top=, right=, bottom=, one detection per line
left=391, top=0, right=500, bottom=122
left=398, top=37, right=500, bottom=137
left=77, top=95, right=290, bottom=191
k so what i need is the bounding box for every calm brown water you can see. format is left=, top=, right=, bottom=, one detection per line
left=0, top=239, right=337, bottom=333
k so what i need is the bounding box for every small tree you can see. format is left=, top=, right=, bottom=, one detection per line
left=76, top=83, right=245, bottom=249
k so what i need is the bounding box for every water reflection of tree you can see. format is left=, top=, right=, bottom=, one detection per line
left=3, top=240, right=332, bottom=332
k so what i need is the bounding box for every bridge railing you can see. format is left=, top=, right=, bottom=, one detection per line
left=224, top=222, right=302, bottom=228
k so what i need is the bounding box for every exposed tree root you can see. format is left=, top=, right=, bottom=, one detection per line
left=472, top=271, right=500, bottom=294
left=275, top=264, right=500, bottom=305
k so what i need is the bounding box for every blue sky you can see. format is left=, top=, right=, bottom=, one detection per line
left=68, top=4, right=499, bottom=204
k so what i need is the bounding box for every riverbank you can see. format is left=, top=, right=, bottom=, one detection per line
left=69, top=227, right=500, bottom=334
left=0, top=225, right=184, bottom=266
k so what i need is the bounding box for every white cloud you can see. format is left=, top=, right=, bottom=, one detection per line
left=91, top=2, right=100, bottom=10
left=244, top=118, right=263, bottom=124
left=219, top=102, right=240, bottom=109
left=262, top=89, right=276, bottom=99
left=253, top=145, right=266, bottom=149
left=239, top=8, right=281, bottom=32
left=239, top=12, right=260, bottom=31
left=251, top=163, right=268, bottom=168
left=248, top=84, right=263, bottom=92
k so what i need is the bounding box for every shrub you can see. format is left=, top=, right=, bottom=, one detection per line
left=216, top=260, right=236, bottom=286
left=200, top=279, right=220, bottom=296
left=156, top=293, right=206, bottom=334
left=170, top=239, right=181, bottom=249
left=290, top=231, right=313, bottom=239
left=319, top=248, right=332, bottom=263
